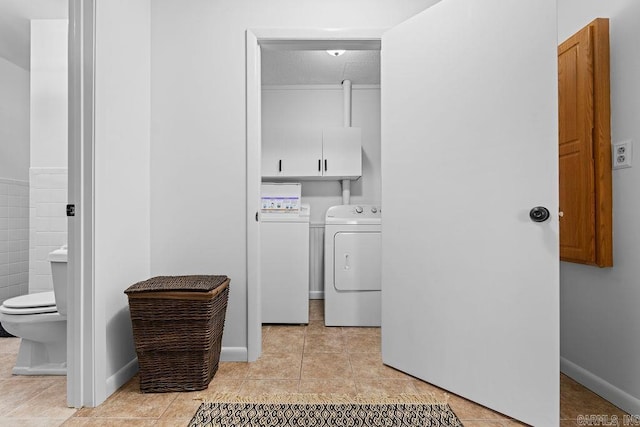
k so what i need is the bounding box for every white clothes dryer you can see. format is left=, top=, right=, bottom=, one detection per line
left=324, top=204, right=381, bottom=326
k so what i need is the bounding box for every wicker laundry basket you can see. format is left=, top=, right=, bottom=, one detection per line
left=125, top=275, right=230, bottom=393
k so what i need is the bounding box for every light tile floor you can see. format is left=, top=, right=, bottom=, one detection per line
left=0, top=300, right=629, bottom=426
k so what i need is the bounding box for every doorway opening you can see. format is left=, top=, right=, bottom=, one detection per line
left=246, top=30, right=384, bottom=361
left=0, top=0, right=73, bottom=403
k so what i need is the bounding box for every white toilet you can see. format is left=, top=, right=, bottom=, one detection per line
left=0, top=245, right=68, bottom=375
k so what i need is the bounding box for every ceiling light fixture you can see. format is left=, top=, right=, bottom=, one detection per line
left=326, top=49, right=346, bottom=57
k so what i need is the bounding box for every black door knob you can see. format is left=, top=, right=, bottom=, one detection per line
left=529, top=206, right=550, bottom=222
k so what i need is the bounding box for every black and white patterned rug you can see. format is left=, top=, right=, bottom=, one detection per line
left=188, top=396, right=462, bottom=427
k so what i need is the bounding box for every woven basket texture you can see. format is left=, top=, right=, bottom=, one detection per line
left=125, top=275, right=228, bottom=294
left=126, top=276, right=230, bottom=393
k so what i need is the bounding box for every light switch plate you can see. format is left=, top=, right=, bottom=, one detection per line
left=612, top=140, right=632, bottom=169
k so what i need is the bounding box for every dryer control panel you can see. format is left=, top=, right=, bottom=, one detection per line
left=325, top=204, right=381, bottom=225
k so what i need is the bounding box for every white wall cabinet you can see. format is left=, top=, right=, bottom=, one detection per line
left=262, top=127, right=361, bottom=180
left=321, top=127, right=362, bottom=178
left=262, top=128, right=322, bottom=177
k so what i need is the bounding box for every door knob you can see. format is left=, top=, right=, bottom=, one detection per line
left=529, top=206, right=550, bottom=223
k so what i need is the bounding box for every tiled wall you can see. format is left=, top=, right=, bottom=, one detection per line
left=0, top=178, right=30, bottom=303
left=29, top=168, right=67, bottom=294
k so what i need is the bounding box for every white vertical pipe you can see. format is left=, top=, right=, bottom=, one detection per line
left=342, top=79, right=352, bottom=205
left=343, top=79, right=352, bottom=127
left=342, top=179, right=351, bottom=205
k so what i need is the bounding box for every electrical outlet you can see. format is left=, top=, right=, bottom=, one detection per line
left=612, top=140, right=633, bottom=169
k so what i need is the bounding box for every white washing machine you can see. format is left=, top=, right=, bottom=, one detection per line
left=324, top=204, right=381, bottom=326
left=261, top=183, right=310, bottom=324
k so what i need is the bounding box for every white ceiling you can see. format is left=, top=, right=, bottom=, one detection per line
left=0, top=0, right=68, bottom=70
left=1, top=4, right=380, bottom=82
left=261, top=49, right=380, bottom=86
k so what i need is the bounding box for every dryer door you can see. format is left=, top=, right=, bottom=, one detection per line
left=334, top=232, right=381, bottom=291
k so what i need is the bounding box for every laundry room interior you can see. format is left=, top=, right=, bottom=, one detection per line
left=259, top=42, right=382, bottom=330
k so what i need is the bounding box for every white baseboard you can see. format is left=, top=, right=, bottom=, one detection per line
left=0, top=177, right=28, bottom=185
left=220, top=346, right=247, bottom=362
left=105, top=357, right=139, bottom=397
left=29, top=167, right=68, bottom=174
left=102, top=349, right=246, bottom=398
left=561, top=357, right=640, bottom=416
left=309, top=291, right=324, bottom=300
left=101, top=349, right=246, bottom=399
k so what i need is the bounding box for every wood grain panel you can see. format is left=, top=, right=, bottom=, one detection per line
left=592, top=19, right=613, bottom=267
left=558, top=25, right=595, bottom=263
left=558, top=18, right=612, bottom=267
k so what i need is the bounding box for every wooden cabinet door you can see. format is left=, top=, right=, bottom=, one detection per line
left=558, top=19, right=612, bottom=266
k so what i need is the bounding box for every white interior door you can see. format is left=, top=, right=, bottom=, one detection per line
left=381, top=0, right=559, bottom=425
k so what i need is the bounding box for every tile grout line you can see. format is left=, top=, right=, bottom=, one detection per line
left=155, top=392, right=180, bottom=420
left=2, top=378, right=65, bottom=419
left=297, top=341, right=303, bottom=391
left=346, top=334, right=358, bottom=394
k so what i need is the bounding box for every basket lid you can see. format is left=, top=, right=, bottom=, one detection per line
left=124, top=275, right=228, bottom=294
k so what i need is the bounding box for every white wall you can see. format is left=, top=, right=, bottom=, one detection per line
left=0, top=53, right=30, bottom=308
left=30, top=20, right=68, bottom=169
left=150, top=0, right=439, bottom=359
left=94, top=0, right=150, bottom=401
left=0, top=56, right=29, bottom=181
left=558, top=0, right=640, bottom=415
left=262, top=86, right=381, bottom=223
left=29, top=20, right=68, bottom=294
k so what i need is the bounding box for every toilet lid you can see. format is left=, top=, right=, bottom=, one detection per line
left=0, top=292, right=58, bottom=315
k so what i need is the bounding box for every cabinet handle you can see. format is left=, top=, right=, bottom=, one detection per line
left=318, top=159, right=321, bottom=172
left=324, top=159, right=327, bottom=172
left=278, top=160, right=282, bottom=172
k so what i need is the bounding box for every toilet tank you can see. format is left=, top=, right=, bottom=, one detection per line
left=49, top=245, right=68, bottom=316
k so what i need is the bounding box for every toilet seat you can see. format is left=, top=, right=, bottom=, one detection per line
left=0, top=292, right=58, bottom=315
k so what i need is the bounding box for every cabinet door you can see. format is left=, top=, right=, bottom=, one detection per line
left=261, top=127, right=282, bottom=177
left=322, top=127, right=362, bottom=178
left=558, top=19, right=612, bottom=266
left=262, top=128, right=322, bottom=177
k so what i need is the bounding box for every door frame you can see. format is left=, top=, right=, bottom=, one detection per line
left=68, top=0, right=96, bottom=407
left=246, top=28, right=384, bottom=361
